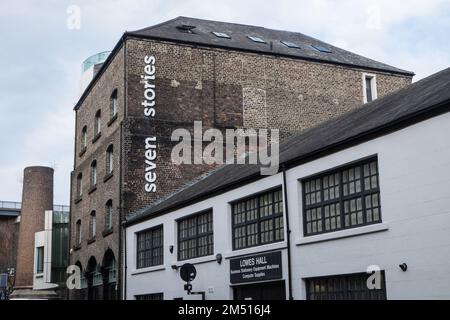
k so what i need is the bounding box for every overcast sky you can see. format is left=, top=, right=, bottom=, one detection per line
left=0, top=0, right=449, bottom=205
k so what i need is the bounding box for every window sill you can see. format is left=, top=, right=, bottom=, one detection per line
left=224, top=241, right=287, bottom=260
left=35, top=273, right=44, bottom=278
left=72, top=244, right=81, bottom=251
left=102, top=228, right=113, bottom=237
left=107, top=114, right=118, bottom=127
left=103, top=172, right=114, bottom=183
left=88, top=186, right=97, bottom=194
left=92, top=133, right=101, bottom=143
left=296, top=223, right=389, bottom=246
left=131, top=265, right=165, bottom=276
left=173, top=255, right=218, bottom=267
left=74, top=197, right=82, bottom=204
left=78, top=147, right=87, bottom=157
left=87, top=237, right=96, bottom=245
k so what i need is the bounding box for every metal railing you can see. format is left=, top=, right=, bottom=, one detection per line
left=0, top=201, right=21, bottom=210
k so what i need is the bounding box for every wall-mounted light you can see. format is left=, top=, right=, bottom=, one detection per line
left=169, top=245, right=174, bottom=254
left=399, top=263, right=408, bottom=272
left=216, top=253, right=223, bottom=264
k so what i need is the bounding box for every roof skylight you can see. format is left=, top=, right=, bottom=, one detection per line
left=312, top=45, right=332, bottom=53
left=212, top=31, right=231, bottom=39
left=247, top=36, right=266, bottom=43
left=281, top=41, right=300, bottom=49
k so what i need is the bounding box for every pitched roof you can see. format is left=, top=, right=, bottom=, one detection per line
left=129, top=16, right=413, bottom=76
left=125, top=67, right=450, bottom=226
left=75, top=16, right=414, bottom=110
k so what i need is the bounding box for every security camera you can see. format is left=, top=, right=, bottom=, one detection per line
left=399, top=263, right=407, bottom=272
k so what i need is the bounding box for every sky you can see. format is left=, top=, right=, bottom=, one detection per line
left=0, top=0, right=449, bottom=205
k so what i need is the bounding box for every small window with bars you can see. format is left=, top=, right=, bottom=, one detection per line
left=302, top=158, right=381, bottom=236
left=305, top=272, right=386, bottom=300
left=178, top=211, right=213, bottom=261
left=232, top=188, right=284, bottom=250
left=136, top=225, right=163, bottom=269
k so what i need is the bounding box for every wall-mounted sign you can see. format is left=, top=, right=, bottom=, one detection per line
left=230, top=251, right=282, bottom=284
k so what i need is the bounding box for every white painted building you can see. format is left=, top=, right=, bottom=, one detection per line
left=124, top=68, right=450, bottom=300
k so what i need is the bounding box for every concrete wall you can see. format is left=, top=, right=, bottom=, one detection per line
left=125, top=111, right=450, bottom=300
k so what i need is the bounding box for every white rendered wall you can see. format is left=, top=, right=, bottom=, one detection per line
left=126, top=112, right=450, bottom=300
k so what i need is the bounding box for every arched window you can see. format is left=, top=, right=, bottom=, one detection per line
left=81, top=126, right=87, bottom=149
left=77, top=173, right=83, bottom=197
left=106, top=145, right=114, bottom=175
left=76, top=219, right=82, bottom=245
left=110, top=90, right=118, bottom=119
left=89, top=211, right=96, bottom=239
left=94, top=110, right=101, bottom=136
left=90, top=160, right=97, bottom=188
left=105, top=200, right=113, bottom=230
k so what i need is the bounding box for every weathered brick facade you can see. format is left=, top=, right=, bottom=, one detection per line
left=70, top=28, right=412, bottom=299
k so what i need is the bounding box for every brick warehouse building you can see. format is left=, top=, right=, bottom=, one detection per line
left=69, top=16, right=413, bottom=300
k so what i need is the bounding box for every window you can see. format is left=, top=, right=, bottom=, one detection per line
left=311, top=44, right=332, bottom=53
left=302, top=158, right=381, bottom=236
left=232, top=189, right=284, bottom=250
left=212, top=31, right=231, bottom=39
left=81, top=126, right=87, bottom=149
left=75, top=220, right=82, bottom=245
left=94, top=110, right=101, bottom=136
left=247, top=35, right=266, bottom=43
left=90, top=160, right=97, bottom=188
left=178, top=211, right=213, bottom=261
left=363, top=74, right=377, bottom=103
left=281, top=40, right=300, bottom=49
left=76, top=173, right=83, bottom=198
left=106, top=145, right=114, bottom=175
left=89, top=211, right=96, bottom=239
left=176, top=25, right=196, bottom=33
left=105, top=200, right=113, bottom=230
left=36, top=247, right=44, bottom=274
left=305, top=272, right=386, bottom=300
left=136, top=226, right=163, bottom=268
left=110, top=90, right=118, bottom=119
left=135, top=293, right=163, bottom=300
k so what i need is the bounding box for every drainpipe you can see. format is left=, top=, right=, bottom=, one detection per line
left=282, top=164, right=294, bottom=300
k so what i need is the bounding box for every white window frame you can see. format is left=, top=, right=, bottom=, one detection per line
left=362, top=73, right=378, bottom=103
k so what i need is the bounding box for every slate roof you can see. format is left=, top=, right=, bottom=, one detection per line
left=125, top=67, right=450, bottom=226
left=129, top=16, right=413, bottom=75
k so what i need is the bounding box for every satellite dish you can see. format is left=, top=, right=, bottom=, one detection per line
left=180, top=263, right=196, bottom=282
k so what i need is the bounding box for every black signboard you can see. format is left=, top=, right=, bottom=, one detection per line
left=230, top=251, right=282, bottom=284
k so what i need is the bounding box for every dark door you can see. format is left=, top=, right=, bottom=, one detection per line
left=233, top=281, right=286, bottom=300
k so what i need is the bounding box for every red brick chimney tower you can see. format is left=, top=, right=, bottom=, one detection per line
left=14, top=166, right=53, bottom=288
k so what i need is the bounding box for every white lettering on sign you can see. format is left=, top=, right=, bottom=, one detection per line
left=142, top=55, right=157, bottom=193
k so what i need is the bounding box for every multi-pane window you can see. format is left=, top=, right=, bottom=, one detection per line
left=136, top=226, right=163, bottom=269
left=77, top=173, right=83, bottom=197
left=178, top=211, right=213, bottom=261
left=75, top=220, right=82, bottom=245
left=89, top=211, right=96, bottom=239
left=303, top=158, right=381, bottom=236
left=90, top=160, right=97, bottom=188
left=81, top=126, right=87, bottom=149
left=305, top=272, right=386, bottom=300
left=111, top=90, right=118, bottom=119
left=232, top=189, right=284, bottom=250
left=106, top=145, right=114, bottom=175
left=105, top=200, right=113, bottom=230
left=36, top=247, right=44, bottom=273
left=135, top=293, right=163, bottom=300
left=94, top=110, right=101, bottom=136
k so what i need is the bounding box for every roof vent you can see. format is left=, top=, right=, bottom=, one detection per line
left=176, top=25, right=196, bottom=33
